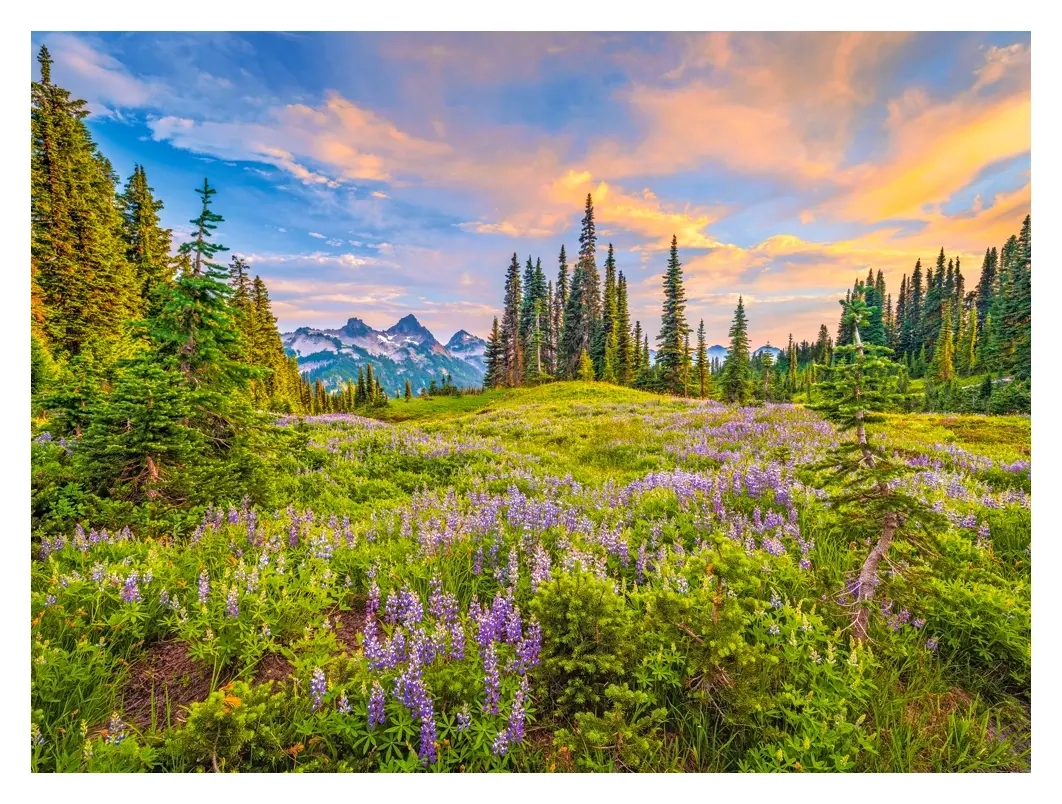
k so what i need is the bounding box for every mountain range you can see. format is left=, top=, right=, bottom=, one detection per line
left=706, top=344, right=784, bottom=361
left=282, top=315, right=487, bottom=396
left=282, top=315, right=787, bottom=395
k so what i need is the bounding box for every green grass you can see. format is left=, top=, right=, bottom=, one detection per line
left=30, top=382, right=1031, bottom=773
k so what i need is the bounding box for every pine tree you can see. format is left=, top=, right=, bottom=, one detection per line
left=696, top=319, right=709, bottom=398
left=553, top=245, right=569, bottom=374
left=616, top=272, right=633, bottom=385
left=120, top=164, right=175, bottom=314
left=32, top=45, right=141, bottom=358
left=595, top=243, right=618, bottom=377
left=958, top=304, right=978, bottom=376
left=786, top=333, right=798, bottom=395
left=655, top=236, right=690, bottom=395
left=632, top=320, right=644, bottom=377
left=976, top=248, right=997, bottom=330
left=932, top=301, right=955, bottom=382
left=720, top=296, right=752, bottom=404
left=576, top=348, right=595, bottom=382
left=501, top=253, right=524, bottom=387
left=483, top=316, right=503, bottom=389
left=809, top=297, right=933, bottom=642
left=563, top=194, right=601, bottom=378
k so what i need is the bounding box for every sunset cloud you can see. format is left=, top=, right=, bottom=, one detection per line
left=34, top=31, right=1031, bottom=348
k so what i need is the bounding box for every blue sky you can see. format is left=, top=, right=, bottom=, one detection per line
left=31, top=31, right=1030, bottom=347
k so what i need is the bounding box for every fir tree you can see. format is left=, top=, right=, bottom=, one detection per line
left=632, top=320, right=644, bottom=377
left=932, top=301, right=955, bottom=382
left=655, top=236, right=690, bottom=395
left=500, top=253, right=524, bottom=387
left=616, top=272, right=633, bottom=385
left=32, top=45, right=141, bottom=357
left=976, top=248, right=997, bottom=330
left=120, top=164, right=174, bottom=314
left=720, top=296, right=752, bottom=404
left=576, top=348, right=595, bottom=382
left=483, top=316, right=503, bottom=389
left=696, top=319, right=709, bottom=399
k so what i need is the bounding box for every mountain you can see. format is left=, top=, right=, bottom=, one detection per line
left=707, top=344, right=729, bottom=361
left=282, top=315, right=485, bottom=395
left=753, top=344, right=784, bottom=359
left=445, top=330, right=488, bottom=373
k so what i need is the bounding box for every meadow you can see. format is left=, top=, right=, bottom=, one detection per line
left=30, top=383, right=1031, bottom=772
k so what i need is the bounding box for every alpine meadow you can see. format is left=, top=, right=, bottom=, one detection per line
left=28, top=32, right=1033, bottom=775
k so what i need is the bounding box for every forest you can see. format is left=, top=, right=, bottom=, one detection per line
left=30, top=44, right=1031, bottom=774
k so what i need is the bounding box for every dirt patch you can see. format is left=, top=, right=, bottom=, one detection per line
left=121, top=640, right=220, bottom=730
left=253, top=652, right=295, bottom=688
left=327, top=606, right=366, bottom=656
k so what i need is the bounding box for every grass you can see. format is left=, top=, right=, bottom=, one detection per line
left=30, top=382, right=1031, bottom=773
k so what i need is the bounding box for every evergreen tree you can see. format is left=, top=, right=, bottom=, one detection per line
left=404, top=378, right=413, bottom=401
left=696, top=319, right=710, bottom=399
left=655, top=236, right=690, bottom=395
left=32, top=45, right=141, bottom=358
left=563, top=194, right=601, bottom=378
left=500, top=253, right=524, bottom=386
left=632, top=320, right=644, bottom=377
left=720, top=296, right=752, bottom=404
left=976, top=248, right=997, bottom=330
left=932, top=301, right=955, bottom=382
left=594, top=243, right=618, bottom=376
left=616, top=272, right=633, bottom=385
left=553, top=245, right=569, bottom=374
left=120, top=164, right=174, bottom=314
left=809, top=297, right=932, bottom=642
left=576, top=348, right=595, bottom=382
left=483, top=316, right=503, bottom=389
left=786, top=333, right=798, bottom=395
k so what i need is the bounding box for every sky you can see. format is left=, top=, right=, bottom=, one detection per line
left=30, top=31, right=1031, bottom=348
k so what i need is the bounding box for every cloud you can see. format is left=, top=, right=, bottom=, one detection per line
left=40, top=33, right=159, bottom=113
left=308, top=232, right=326, bottom=239
left=371, top=191, right=389, bottom=199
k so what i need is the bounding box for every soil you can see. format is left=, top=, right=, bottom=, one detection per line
left=121, top=640, right=220, bottom=730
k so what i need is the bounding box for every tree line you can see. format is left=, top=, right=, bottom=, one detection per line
left=483, top=191, right=1031, bottom=414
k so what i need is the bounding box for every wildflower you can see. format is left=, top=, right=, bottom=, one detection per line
left=121, top=573, right=142, bottom=604
left=770, top=592, right=782, bottom=609
left=768, top=624, right=780, bottom=635
left=32, top=723, right=43, bottom=747
left=310, top=668, right=327, bottom=711
left=456, top=705, right=471, bottom=732
left=482, top=642, right=501, bottom=714
left=197, top=571, right=210, bottom=605
left=226, top=587, right=239, bottom=618
left=106, top=713, right=127, bottom=745
left=368, top=680, right=386, bottom=728
left=45, top=594, right=56, bottom=606
left=912, top=617, right=926, bottom=630
left=337, top=692, right=352, bottom=715
left=925, top=637, right=939, bottom=652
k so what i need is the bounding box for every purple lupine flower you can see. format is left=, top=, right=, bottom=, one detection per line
left=770, top=592, right=782, bottom=609
left=366, top=582, right=380, bottom=618
left=482, top=642, right=500, bottom=714
left=799, top=558, right=812, bottom=571
left=492, top=730, right=511, bottom=757
left=925, top=637, right=939, bottom=652
left=198, top=571, right=210, bottom=605
left=91, top=563, right=105, bottom=585
left=515, top=618, right=542, bottom=673
left=473, top=546, right=483, bottom=576
left=225, top=587, right=239, bottom=618
left=912, top=617, right=926, bottom=630
left=45, top=594, right=56, bottom=606
left=506, top=675, right=529, bottom=746
left=368, top=680, right=386, bottom=729
left=337, top=692, right=352, bottom=715
left=506, top=547, right=520, bottom=589
left=121, top=573, right=142, bottom=604
left=768, top=624, right=780, bottom=635
left=456, top=705, right=471, bottom=732
left=105, top=713, right=127, bottom=745
left=418, top=703, right=437, bottom=765
left=310, top=668, right=327, bottom=711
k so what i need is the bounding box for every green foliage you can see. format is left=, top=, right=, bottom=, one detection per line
left=553, top=684, right=667, bottom=771
left=720, top=297, right=752, bottom=403
left=531, top=572, right=634, bottom=716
